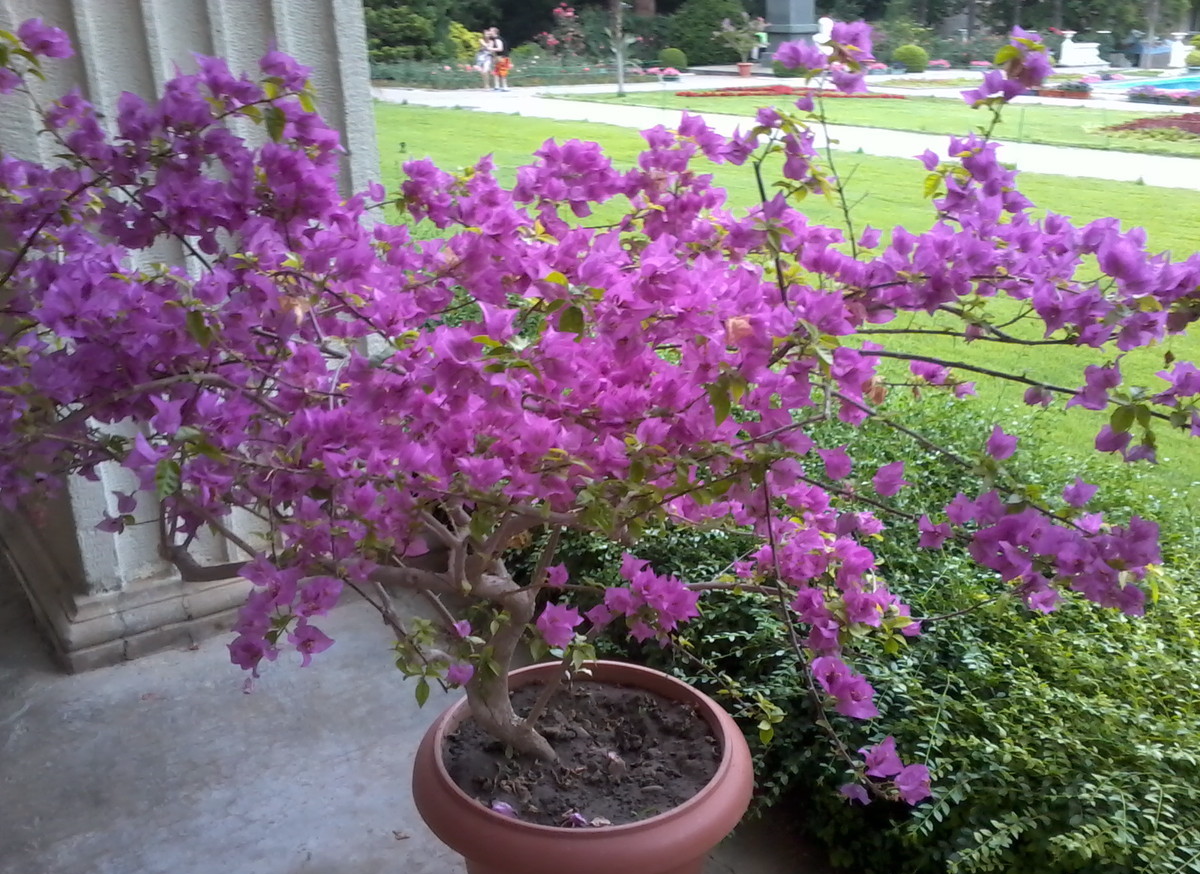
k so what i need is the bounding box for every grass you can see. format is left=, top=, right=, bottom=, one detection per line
left=375, top=102, right=1200, bottom=494
left=549, top=91, right=1200, bottom=158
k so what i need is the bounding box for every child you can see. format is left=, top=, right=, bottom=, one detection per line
left=494, top=55, right=512, bottom=91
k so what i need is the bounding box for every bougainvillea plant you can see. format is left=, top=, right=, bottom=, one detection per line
left=2, top=19, right=1197, bottom=809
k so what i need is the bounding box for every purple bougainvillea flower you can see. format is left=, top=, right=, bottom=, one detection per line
left=490, top=801, right=518, bottom=818
left=873, top=461, right=909, bottom=497
left=986, top=425, right=1018, bottom=461
left=1062, top=477, right=1098, bottom=508
left=894, top=764, right=932, bottom=804
left=839, top=783, right=870, bottom=805
left=446, top=663, right=474, bottom=686
left=535, top=603, right=582, bottom=648
left=861, top=736, right=903, bottom=778
left=17, top=18, right=74, bottom=58
left=818, top=446, right=853, bottom=480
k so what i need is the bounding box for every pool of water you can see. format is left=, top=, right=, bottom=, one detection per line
left=1099, top=75, right=1200, bottom=91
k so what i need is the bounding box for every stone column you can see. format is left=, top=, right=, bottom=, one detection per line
left=762, top=0, right=817, bottom=65
left=0, top=0, right=380, bottom=671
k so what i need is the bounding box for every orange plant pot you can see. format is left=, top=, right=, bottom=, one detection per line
left=412, top=660, right=755, bottom=874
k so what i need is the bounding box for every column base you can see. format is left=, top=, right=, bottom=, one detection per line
left=1, top=514, right=250, bottom=672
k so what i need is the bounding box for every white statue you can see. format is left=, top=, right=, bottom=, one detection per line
left=814, top=15, right=834, bottom=56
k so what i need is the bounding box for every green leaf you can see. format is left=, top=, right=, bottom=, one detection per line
left=923, top=172, right=942, bottom=199
left=993, top=45, right=1020, bottom=65
left=298, top=90, right=317, bottom=114
left=1110, top=405, right=1135, bottom=433
left=415, top=676, right=430, bottom=708
left=186, top=310, right=213, bottom=347
left=544, top=270, right=569, bottom=286
left=265, top=106, right=286, bottom=142
left=706, top=382, right=731, bottom=425
left=559, top=304, right=584, bottom=336
left=154, top=458, right=181, bottom=499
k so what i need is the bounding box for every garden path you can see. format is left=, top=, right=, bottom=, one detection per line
left=0, top=569, right=832, bottom=874
left=374, top=76, right=1200, bottom=191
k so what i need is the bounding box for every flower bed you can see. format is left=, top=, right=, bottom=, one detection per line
left=675, top=84, right=906, bottom=99
left=1103, top=111, right=1200, bottom=136
left=1126, top=86, right=1200, bottom=106
left=371, top=60, right=652, bottom=89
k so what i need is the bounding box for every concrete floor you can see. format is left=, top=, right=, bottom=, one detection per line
left=0, top=571, right=832, bottom=874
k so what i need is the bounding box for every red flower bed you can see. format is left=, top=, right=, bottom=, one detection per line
left=1102, top=113, right=1200, bottom=135
left=675, top=85, right=906, bottom=99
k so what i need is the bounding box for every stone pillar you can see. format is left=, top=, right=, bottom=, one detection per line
left=762, top=0, right=816, bottom=65
left=0, top=0, right=380, bottom=671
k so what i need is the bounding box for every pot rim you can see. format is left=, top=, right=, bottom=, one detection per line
left=425, top=659, right=743, bottom=837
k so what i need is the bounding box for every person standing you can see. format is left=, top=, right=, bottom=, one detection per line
left=476, top=28, right=496, bottom=89
left=489, top=28, right=511, bottom=91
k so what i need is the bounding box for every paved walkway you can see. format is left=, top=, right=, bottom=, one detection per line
left=374, top=75, right=1200, bottom=191
left=0, top=569, right=831, bottom=874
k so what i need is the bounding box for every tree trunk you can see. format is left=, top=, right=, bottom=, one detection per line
left=462, top=578, right=557, bottom=761
left=633, top=0, right=655, bottom=16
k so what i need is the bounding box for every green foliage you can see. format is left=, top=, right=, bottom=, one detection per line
left=659, top=46, right=689, bottom=69
left=546, top=391, right=1200, bottom=874
left=869, top=16, right=932, bottom=62
left=891, top=42, right=929, bottom=71
left=365, top=4, right=438, bottom=63
left=925, top=33, right=1007, bottom=68
left=448, top=21, right=483, bottom=63
left=666, top=0, right=746, bottom=66
left=772, top=59, right=803, bottom=78
left=1187, top=49, right=1200, bottom=67
left=509, top=42, right=545, bottom=64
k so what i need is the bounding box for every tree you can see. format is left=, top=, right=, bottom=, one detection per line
left=2, top=19, right=1196, bottom=807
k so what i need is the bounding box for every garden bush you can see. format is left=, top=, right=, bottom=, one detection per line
left=665, top=0, right=745, bottom=65
left=447, top=21, right=482, bottom=63
left=1188, top=49, right=1200, bottom=67
left=659, top=46, right=689, bottom=69
left=891, top=43, right=929, bottom=72
left=868, top=16, right=932, bottom=63
left=926, top=34, right=1007, bottom=69
left=566, top=394, right=1200, bottom=874
left=365, top=2, right=437, bottom=63
left=772, top=59, right=803, bottom=77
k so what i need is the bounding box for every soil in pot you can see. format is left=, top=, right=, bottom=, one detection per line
left=444, top=680, right=720, bottom=827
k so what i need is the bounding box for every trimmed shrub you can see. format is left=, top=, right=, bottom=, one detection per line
left=659, top=46, right=688, bottom=69
left=1187, top=49, right=1200, bottom=67
left=665, top=0, right=745, bottom=66
left=891, top=43, right=928, bottom=72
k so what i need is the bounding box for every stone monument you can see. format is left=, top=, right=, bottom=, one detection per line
left=762, top=0, right=817, bottom=65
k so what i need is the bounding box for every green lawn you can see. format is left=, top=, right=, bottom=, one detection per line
left=376, top=102, right=1200, bottom=493
left=549, top=92, right=1200, bottom=158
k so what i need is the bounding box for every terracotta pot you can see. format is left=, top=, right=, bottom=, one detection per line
left=737, top=61, right=754, bottom=77
left=412, top=660, right=754, bottom=874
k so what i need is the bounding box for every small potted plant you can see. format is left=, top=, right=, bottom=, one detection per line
left=713, top=12, right=768, bottom=76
